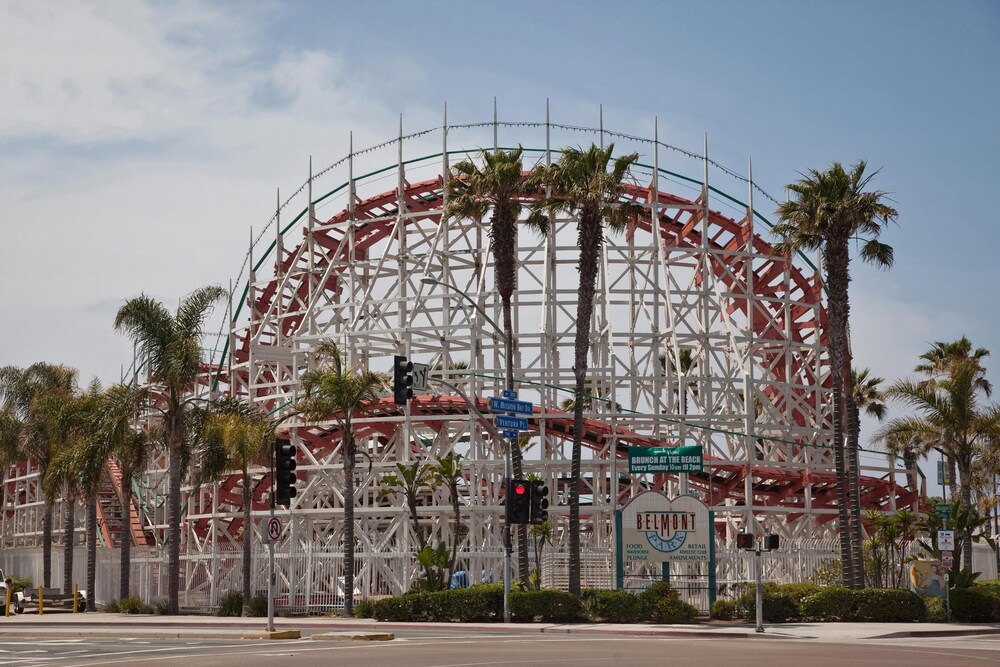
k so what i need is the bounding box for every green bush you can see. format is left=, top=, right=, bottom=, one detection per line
left=950, top=587, right=1000, bottom=622
left=8, top=577, right=32, bottom=594
left=115, top=596, right=154, bottom=614
left=371, top=585, right=505, bottom=623
left=215, top=591, right=244, bottom=617
left=353, top=598, right=376, bottom=619
left=105, top=598, right=120, bottom=613
left=799, top=587, right=856, bottom=621
left=512, top=590, right=585, bottom=623
left=373, top=593, right=422, bottom=621
left=153, top=599, right=170, bottom=615
left=853, top=589, right=925, bottom=622
left=588, top=590, right=652, bottom=623
left=736, top=584, right=798, bottom=623
left=639, top=582, right=698, bottom=624
left=246, top=592, right=268, bottom=617
left=924, top=596, right=948, bottom=622
left=710, top=598, right=739, bottom=621
left=776, top=583, right=823, bottom=606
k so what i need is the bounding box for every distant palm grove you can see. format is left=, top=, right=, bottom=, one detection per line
left=2, top=143, right=999, bottom=618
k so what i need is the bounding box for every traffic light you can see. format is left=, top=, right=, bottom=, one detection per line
left=274, top=438, right=297, bottom=507
left=763, top=534, right=780, bottom=551
left=529, top=479, right=549, bottom=524
left=506, top=478, right=530, bottom=525
left=736, top=532, right=755, bottom=550
left=393, top=354, right=414, bottom=405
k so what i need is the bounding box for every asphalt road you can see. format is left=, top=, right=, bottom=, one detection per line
left=2, top=633, right=999, bottom=667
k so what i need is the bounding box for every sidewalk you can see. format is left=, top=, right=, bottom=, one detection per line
left=2, top=612, right=999, bottom=642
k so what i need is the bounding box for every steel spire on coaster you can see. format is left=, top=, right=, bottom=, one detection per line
left=0, top=106, right=919, bottom=609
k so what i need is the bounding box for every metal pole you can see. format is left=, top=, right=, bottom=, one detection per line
left=755, top=540, right=764, bottom=633
left=267, top=440, right=276, bottom=632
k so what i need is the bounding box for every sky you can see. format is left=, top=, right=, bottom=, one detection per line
left=2, top=1, right=998, bottom=491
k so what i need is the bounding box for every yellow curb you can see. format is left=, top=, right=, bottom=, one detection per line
left=310, top=632, right=394, bottom=642
left=241, top=630, right=302, bottom=640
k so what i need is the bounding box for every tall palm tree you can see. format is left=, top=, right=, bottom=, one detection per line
left=875, top=358, right=1000, bottom=570
left=0, top=363, right=77, bottom=587
left=431, top=452, right=464, bottom=578
left=773, top=161, right=898, bottom=589
left=195, top=397, right=273, bottom=615
left=45, top=379, right=103, bottom=596
left=533, top=143, right=640, bottom=597
left=87, top=383, right=158, bottom=600
left=298, top=340, right=387, bottom=616
left=443, top=146, right=548, bottom=587
left=114, top=286, right=227, bottom=613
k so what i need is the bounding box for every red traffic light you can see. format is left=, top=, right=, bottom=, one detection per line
left=514, top=483, right=527, bottom=496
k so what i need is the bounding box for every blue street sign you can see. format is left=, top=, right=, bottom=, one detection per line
left=496, top=415, right=529, bottom=431
left=489, top=397, right=534, bottom=415
left=502, top=429, right=520, bottom=438
left=502, top=389, right=518, bottom=399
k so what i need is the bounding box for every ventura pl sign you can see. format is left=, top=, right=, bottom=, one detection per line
left=620, top=492, right=710, bottom=563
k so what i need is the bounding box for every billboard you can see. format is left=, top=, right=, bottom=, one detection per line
left=620, top=492, right=710, bottom=562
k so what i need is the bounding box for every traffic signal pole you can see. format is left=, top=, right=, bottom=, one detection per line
left=267, top=441, right=276, bottom=633
left=427, top=376, right=513, bottom=623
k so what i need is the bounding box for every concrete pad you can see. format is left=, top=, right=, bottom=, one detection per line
left=241, top=629, right=301, bottom=640
left=311, top=631, right=394, bottom=641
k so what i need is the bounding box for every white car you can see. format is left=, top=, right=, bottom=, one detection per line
left=0, top=569, right=26, bottom=615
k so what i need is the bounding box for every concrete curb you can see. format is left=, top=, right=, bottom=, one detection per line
left=871, top=628, right=1000, bottom=639
left=241, top=630, right=301, bottom=640
left=310, top=632, right=395, bottom=641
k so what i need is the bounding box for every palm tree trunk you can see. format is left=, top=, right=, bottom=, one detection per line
left=167, top=432, right=182, bottom=614
left=43, top=504, right=53, bottom=588
left=826, top=239, right=855, bottom=588
left=63, top=482, right=76, bottom=594
left=121, top=472, right=132, bottom=599
left=959, top=458, right=973, bottom=571
left=87, top=491, right=97, bottom=611
left=242, top=471, right=252, bottom=616
left=343, top=434, right=356, bottom=616
left=568, top=215, right=601, bottom=598
left=449, top=480, right=461, bottom=578
left=845, top=385, right=865, bottom=589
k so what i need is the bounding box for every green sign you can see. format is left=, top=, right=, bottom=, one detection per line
left=935, top=503, right=952, bottom=519
left=628, top=445, right=703, bottom=473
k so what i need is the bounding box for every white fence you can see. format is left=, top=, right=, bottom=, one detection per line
left=2, top=542, right=996, bottom=614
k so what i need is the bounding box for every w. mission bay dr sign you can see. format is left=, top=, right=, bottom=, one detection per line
left=620, top=492, right=710, bottom=562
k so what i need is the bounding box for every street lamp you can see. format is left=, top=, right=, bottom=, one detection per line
left=420, top=273, right=515, bottom=623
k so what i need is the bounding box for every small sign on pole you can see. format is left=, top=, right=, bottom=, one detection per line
left=628, top=445, right=703, bottom=473
left=267, top=516, right=282, bottom=542
left=937, top=529, right=955, bottom=551
left=411, top=363, right=429, bottom=391
left=496, top=415, right=529, bottom=431
left=502, top=389, right=518, bottom=399
left=941, top=550, right=954, bottom=568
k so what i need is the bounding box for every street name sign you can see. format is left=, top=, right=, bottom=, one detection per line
left=488, top=397, right=533, bottom=415
left=628, top=445, right=703, bottom=473
left=502, top=389, right=518, bottom=399
left=496, top=415, right=528, bottom=431
left=502, top=429, right=520, bottom=438
left=935, top=503, right=952, bottom=521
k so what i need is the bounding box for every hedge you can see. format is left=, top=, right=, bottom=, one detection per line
left=799, top=587, right=924, bottom=622
left=950, top=587, right=1000, bottom=623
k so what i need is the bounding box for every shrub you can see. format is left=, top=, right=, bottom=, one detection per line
left=372, top=593, right=422, bottom=621
left=215, top=591, right=244, bottom=617
left=8, top=577, right=32, bottom=594
left=443, top=585, right=503, bottom=622
left=950, top=587, right=1000, bottom=623
left=799, top=587, right=856, bottom=621
left=853, top=589, right=925, bottom=622
left=353, top=598, right=376, bottom=619
left=776, top=583, right=823, bottom=606
left=924, top=596, right=948, bottom=622
left=246, top=593, right=268, bottom=617
left=153, top=599, right=170, bottom=616
left=105, top=598, right=120, bottom=613
left=736, top=584, right=798, bottom=623
left=116, top=596, right=154, bottom=614
left=639, top=582, right=697, bottom=624
left=512, top=590, right=585, bottom=623
left=710, top=598, right=739, bottom=621
left=588, top=590, right=651, bottom=624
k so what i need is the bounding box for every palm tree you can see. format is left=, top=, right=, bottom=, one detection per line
left=875, top=358, right=1000, bottom=570
left=773, top=161, right=898, bottom=589
left=443, top=146, right=548, bottom=587
left=533, top=143, right=640, bottom=597
left=915, top=337, right=991, bottom=499
left=45, top=379, right=103, bottom=596
left=114, top=286, right=227, bottom=613
left=298, top=340, right=387, bottom=616
left=430, top=452, right=464, bottom=578
left=195, top=397, right=273, bottom=614
left=0, top=363, right=77, bottom=588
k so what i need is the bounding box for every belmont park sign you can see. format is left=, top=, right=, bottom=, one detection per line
left=620, top=492, right=710, bottom=562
